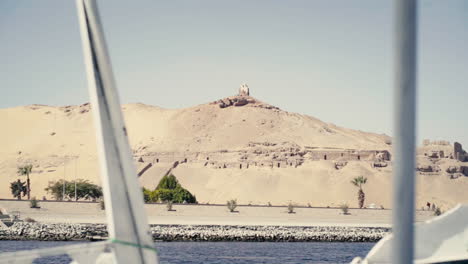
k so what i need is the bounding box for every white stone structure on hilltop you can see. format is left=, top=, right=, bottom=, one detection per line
left=239, top=83, right=250, bottom=96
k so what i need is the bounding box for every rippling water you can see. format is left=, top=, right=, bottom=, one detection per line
left=0, top=241, right=374, bottom=264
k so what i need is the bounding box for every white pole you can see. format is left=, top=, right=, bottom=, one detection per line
left=393, top=0, right=417, bottom=263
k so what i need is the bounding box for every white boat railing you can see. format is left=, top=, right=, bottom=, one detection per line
left=0, top=241, right=111, bottom=264
left=353, top=204, right=468, bottom=263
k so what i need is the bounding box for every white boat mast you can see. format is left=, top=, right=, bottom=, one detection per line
left=75, top=0, right=158, bottom=263
left=393, top=0, right=417, bottom=263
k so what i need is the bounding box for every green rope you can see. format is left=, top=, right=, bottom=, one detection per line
left=109, top=238, right=158, bottom=253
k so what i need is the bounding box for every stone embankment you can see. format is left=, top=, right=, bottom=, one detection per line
left=0, top=223, right=107, bottom=241
left=0, top=223, right=389, bottom=242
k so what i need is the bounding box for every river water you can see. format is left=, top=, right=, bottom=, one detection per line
left=0, top=241, right=374, bottom=263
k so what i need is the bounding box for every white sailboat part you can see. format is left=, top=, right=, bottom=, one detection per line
left=75, top=0, right=158, bottom=263
left=352, top=0, right=468, bottom=263
left=0, top=0, right=159, bottom=263
left=0, top=241, right=109, bottom=264
left=392, top=0, right=418, bottom=262
left=352, top=204, right=468, bottom=264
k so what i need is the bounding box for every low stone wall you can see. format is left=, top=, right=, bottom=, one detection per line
left=0, top=222, right=389, bottom=242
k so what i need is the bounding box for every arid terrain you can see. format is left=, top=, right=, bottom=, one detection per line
left=0, top=200, right=434, bottom=227
left=1, top=88, right=468, bottom=210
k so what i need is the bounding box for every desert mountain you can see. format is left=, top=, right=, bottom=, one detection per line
left=1, top=86, right=467, bottom=209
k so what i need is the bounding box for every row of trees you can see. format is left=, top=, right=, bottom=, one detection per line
left=9, top=163, right=103, bottom=201
left=11, top=163, right=366, bottom=208
left=45, top=179, right=103, bottom=201
left=10, top=178, right=103, bottom=201
left=10, top=164, right=104, bottom=201
left=10, top=166, right=197, bottom=204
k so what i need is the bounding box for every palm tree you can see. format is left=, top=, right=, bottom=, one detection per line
left=351, top=176, right=367, bottom=208
left=17, top=164, right=33, bottom=200
left=10, top=179, right=27, bottom=200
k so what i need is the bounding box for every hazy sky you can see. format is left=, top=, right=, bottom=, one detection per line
left=1, top=0, right=467, bottom=146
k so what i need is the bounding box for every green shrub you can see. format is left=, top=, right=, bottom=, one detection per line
left=24, top=217, right=36, bottom=223
left=227, top=199, right=237, bottom=212
left=156, top=174, right=179, bottom=190
left=10, top=180, right=27, bottom=200
left=340, top=203, right=350, bottom=215
left=172, top=186, right=197, bottom=203
left=30, top=197, right=40, bottom=208
left=143, top=174, right=197, bottom=203
left=149, top=190, right=160, bottom=203
left=142, top=188, right=152, bottom=203
left=156, top=189, right=173, bottom=202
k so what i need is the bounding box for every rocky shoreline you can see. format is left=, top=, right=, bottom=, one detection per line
left=0, top=223, right=389, bottom=242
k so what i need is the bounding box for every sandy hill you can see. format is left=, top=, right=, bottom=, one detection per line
left=1, top=91, right=468, bottom=209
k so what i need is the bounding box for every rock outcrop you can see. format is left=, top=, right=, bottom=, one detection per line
left=454, top=142, right=468, bottom=162
left=214, top=96, right=257, bottom=109
left=417, top=165, right=440, bottom=173
left=446, top=166, right=468, bottom=177
left=212, top=84, right=281, bottom=110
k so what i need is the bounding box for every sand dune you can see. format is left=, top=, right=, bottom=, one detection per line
left=1, top=94, right=467, bottom=209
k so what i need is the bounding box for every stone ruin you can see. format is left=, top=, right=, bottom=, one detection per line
left=420, top=140, right=468, bottom=161
left=211, top=83, right=279, bottom=110
left=422, top=139, right=450, bottom=146
left=132, top=141, right=392, bottom=177
left=239, top=83, right=250, bottom=96
left=454, top=142, right=468, bottom=162
left=131, top=138, right=468, bottom=179
left=423, top=150, right=445, bottom=159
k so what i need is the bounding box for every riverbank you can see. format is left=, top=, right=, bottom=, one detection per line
left=0, top=200, right=435, bottom=227
left=0, top=222, right=389, bottom=242
left=0, top=200, right=434, bottom=242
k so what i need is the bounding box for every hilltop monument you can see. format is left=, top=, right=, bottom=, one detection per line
left=239, top=83, right=250, bottom=96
